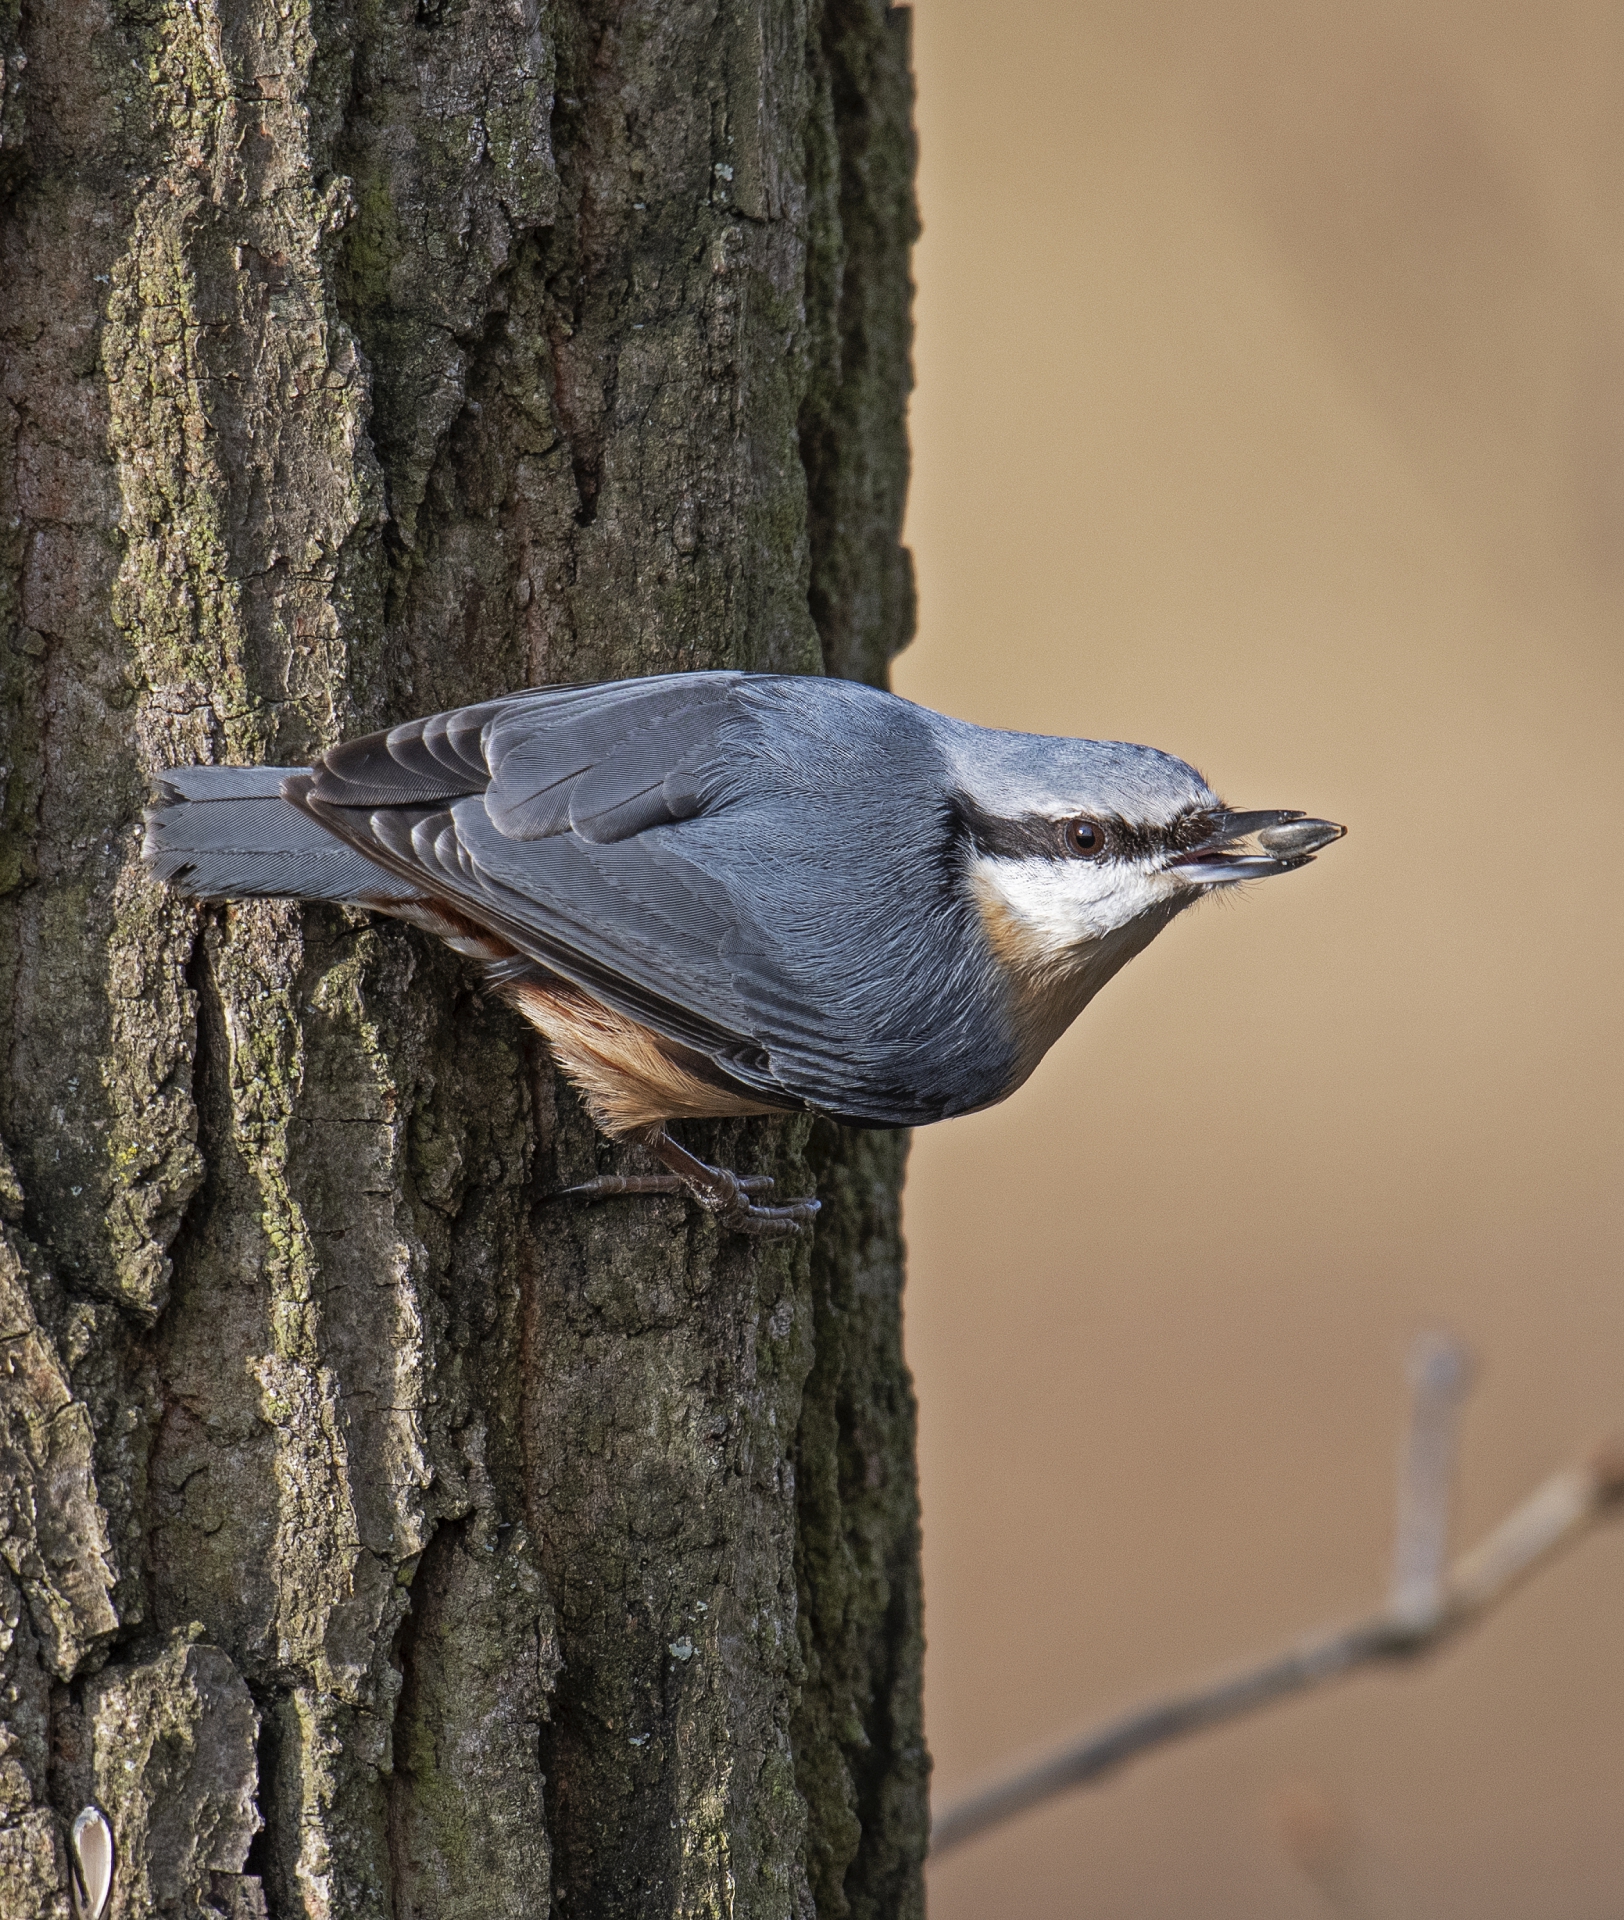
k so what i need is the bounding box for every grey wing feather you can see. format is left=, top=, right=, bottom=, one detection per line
left=479, top=675, right=738, bottom=840
left=452, top=804, right=771, bottom=1060
left=306, top=700, right=504, bottom=806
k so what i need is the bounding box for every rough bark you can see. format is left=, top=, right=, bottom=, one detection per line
left=0, top=0, right=924, bottom=1911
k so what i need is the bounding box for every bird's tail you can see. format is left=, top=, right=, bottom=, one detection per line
left=142, top=766, right=417, bottom=903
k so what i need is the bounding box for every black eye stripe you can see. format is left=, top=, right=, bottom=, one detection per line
left=948, top=794, right=1216, bottom=863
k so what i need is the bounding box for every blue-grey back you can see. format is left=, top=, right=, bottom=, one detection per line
left=662, top=677, right=1022, bottom=1121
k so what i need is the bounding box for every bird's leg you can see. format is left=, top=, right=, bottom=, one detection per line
left=559, top=1128, right=820, bottom=1237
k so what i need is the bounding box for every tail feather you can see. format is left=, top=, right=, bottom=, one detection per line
left=143, top=765, right=418, bottom=904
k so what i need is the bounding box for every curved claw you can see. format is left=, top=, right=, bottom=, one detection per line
left=726, top=1196, right=822, bottom=1238
left=688, top=1168, right=820, bottom=1236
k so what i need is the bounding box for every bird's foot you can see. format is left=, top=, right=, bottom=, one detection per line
left=559, top=1129, right=819, bottom=1238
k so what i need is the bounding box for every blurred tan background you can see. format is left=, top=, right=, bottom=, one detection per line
left=895, top=2, right=1624, bottom=1915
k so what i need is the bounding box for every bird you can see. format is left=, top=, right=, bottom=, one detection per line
left=143, top=671, right=1344, bottom=1233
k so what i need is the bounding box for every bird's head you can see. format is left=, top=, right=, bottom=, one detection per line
left=943, top=726, right=1344, bottom=994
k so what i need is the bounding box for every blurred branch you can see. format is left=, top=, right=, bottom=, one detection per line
left=1386, top=1332, right=1471, bottom=1630
left=930, top=1335, right=1624, bottom=1859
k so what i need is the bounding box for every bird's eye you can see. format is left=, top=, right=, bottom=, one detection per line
left=1064, top=817, right=1105, bottom=857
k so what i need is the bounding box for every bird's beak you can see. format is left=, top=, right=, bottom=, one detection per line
left=1167, top=809, right=1346, bottom=884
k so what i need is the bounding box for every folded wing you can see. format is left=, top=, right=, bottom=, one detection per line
left=289, top=673, right=798, bottom=1098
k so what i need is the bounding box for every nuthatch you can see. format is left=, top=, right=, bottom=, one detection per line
left=144, top=672, right=1344, bottom=1232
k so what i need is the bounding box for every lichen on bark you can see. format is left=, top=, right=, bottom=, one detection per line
left=0, top=0, right=924, bottom=1912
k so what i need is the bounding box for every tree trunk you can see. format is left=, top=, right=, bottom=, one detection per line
left=0, top=0, right=925, bottom=1911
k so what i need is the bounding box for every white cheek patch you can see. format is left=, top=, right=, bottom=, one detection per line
left=971, top=853, right=1174, bottom=969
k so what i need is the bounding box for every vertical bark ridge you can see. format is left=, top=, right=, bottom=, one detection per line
left=801, top=0, right=919, bottom=690
left=791, top=5, right=926, bottom=1912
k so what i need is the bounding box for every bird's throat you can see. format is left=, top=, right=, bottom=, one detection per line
left=972, top=867, right=1185, bottom=1086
